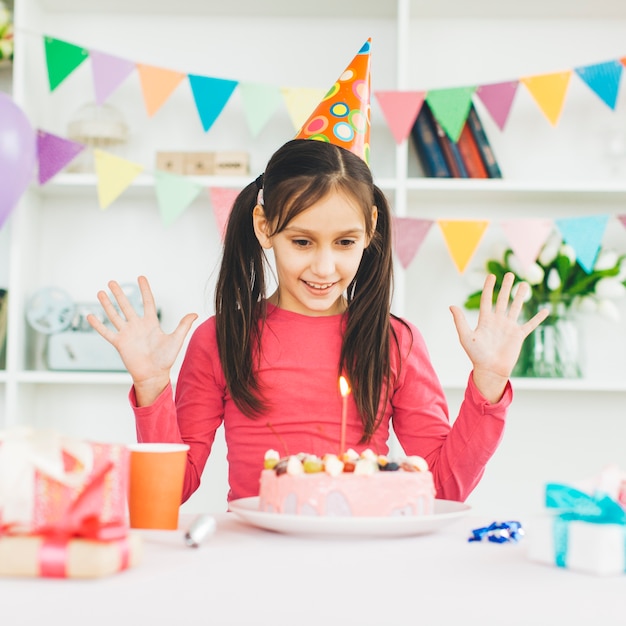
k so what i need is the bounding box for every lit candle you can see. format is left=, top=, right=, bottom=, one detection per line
left=339, top=375, right=351, bottom=457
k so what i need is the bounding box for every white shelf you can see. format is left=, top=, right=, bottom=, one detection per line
left=441, top=377, right=626, bottom=393
left=14, top=371, right=132, bottom=385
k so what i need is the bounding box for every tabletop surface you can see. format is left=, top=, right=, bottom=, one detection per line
left=1, top=508, right=624, bottom=626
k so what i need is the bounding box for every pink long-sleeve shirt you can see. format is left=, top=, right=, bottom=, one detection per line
left=132, top=303, right=511, bottom=503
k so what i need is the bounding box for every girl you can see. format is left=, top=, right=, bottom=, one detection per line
left=88, top=138, right=548, bottom=505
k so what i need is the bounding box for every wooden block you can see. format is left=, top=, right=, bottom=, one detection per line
left=183, top=152, right=215, bottom=176
left=214, top=151, right=249, bottom=176
left=155, top=152, right=186, bottom=174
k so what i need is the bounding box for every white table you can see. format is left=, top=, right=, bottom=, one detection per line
left=1, top=509, right=623, bottom=626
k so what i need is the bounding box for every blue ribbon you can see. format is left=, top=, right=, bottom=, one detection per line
left=545, top=483, right=626, bottom=569
left=468, top=520, right=524, bottom=543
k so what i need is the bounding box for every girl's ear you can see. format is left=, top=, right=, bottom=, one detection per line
left=365, top=206, right=378, bottom=247
left=253, top=204, right=273, bottom=249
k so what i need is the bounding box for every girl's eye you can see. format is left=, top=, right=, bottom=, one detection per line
left=292, top=239, right=311, bottom=248
left=338, top=239, right=356, bottom=247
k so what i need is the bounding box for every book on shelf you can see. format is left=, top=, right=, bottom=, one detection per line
left=410, top=102, right=452, bottom=178
left=434, top=118, right=469, bottom=178
left=465, top=102, right=503, bottom=178
left=456, top=121, right=489, bottom=179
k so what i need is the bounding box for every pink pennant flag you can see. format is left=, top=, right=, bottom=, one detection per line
left=500, top=218, right=554, bottom=272
left=90, top=49, right=136, bottom=105
left=392, top=217, right=433, bottom=269
left=36, top=129, right=85, bottom=184
left=475, top=81, right=519, bottom=131
left=209, top=187, right=241, bottom=240
left=374, top=91, right=425, bottom=144
left=618, top=215, right=626, bottom=230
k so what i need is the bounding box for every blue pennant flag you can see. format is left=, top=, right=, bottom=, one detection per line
left=574, top=60, right=623, bottom=110
left=188, top=74, right=239, bottom=132
left=555, top=214, right=609, bottom=273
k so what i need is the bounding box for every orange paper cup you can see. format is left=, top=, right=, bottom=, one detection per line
left=127, top=442, right=189, bottom=530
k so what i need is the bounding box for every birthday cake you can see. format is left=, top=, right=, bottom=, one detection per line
left=258, top=449, right=436, bottom=517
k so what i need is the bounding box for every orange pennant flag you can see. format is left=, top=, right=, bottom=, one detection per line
left=520, top=71, right=572, bottom=126
left=437, top=220, right=489, bottom=274
left=136, top=64, right=186, bottom=117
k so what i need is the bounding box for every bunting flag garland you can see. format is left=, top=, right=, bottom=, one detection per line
left=43, top=36, right=89, bottom=91
left=281, top=87, right=327, bottom=131
left=618, top=215, right=626, bottom=230
left=574, top=60, right=623, bottom=110
left=90, top=49, right=136, bottom=105
left=555, top=214, right=609, bottom=273
left=520, top=71, right=572, bottom=126
left=154, top=171, right=204, bottom=227
left=239, top=82, right=283, bottom=137
left=375, top=91, right=425, bottom=144
left=136, top=64, right=186, bottom=117
left=188, top=75, right=239, bottom=133
left=475, top=81, right=519, bottom=131
left=438, top=219, right=489, bottom=273
left=425, top=86, right=476, bottom=142
left=499, top=218, right=554, bottom=272
left=209, top=187, right=242, bottom=240
left=93, top=149, right=144, bottom=209
left=36, top=130, right=85, bottom=185
left=392, top=217, right=433, bottom=269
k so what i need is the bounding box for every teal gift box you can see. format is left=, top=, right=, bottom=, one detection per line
left=528, top=482, right=626, bottom=576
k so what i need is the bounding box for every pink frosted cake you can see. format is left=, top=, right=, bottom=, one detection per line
left=258, top=449, right=435, bottom=517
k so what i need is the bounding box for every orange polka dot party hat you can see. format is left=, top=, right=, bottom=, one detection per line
left=294, top=38, right=371, bottom=165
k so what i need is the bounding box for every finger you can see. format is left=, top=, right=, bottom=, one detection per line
left=109, top=280, right=139, bottom=321
left=494, top=272, right=514, bottom=314
left=521, top=307, right=550, bottom=337
left=96, top=289, right=125, bottom=329
left=507, top=281, right=529, bottom=320
left=449, top=305, right=471, bottom=342
left=137, top=276, right=158, bottom=318
left=172, top=313, right=198, bottom=343
left=478, top=274, right=497, bottom=321
left=86, top=313, right=118, bottom=345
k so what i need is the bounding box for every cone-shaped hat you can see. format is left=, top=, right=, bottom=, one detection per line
left=294, top=39, right=371, bottom=164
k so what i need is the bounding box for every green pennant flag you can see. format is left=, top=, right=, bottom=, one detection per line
left=425, top=86, right=476, bottom=142
left=44, top=36, right=89, bottom=91
left=154, top=171, right=203, bottom=227
left=239, top=82, right=283, bottom=137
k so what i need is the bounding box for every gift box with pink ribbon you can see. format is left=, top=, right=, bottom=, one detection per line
left=528, top=465, right=626, bottom=576
left=0, top=428, right=142, bottom=578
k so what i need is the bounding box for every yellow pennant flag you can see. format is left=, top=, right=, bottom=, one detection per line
left=94, top=149, right=144, bottom=209
left=520, top=71, right=572, bottom=126
left=136, top=64, right=186, bottom=117
left=281, top=87, right=327, bottom=132
left=437, top=220, right=489, bottom=274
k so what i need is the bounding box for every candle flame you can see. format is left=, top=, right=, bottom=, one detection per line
left=339, top=376, right=351, bottom=397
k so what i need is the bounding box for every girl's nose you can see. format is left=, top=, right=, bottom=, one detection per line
left=311, top=247, right=335, bottom=277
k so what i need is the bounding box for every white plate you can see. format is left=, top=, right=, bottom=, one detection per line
left=229, top=497, right=470, bottom=538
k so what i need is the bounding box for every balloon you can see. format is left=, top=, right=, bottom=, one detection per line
left=0, top=92, right=37, bottom=228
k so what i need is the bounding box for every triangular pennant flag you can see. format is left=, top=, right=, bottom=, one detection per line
left=475, top=81, right=519, bottom=131
left=520, top=71, right=572, bottom=126
left=93, top=149, right=144, bottom=209
left=574, top=60, right=623, bottom=110
left=188, top=75, right=239, bottom=133
left=618, top=214, right=626, bottom=230
left=209, top=187, right=241, bottom=240
left=90, top=49, right=136, bottom=105
left=136, top=64, right=186, bottom=117
left=36, top=129, right=85, bottom=184
left=375, top=91, right=425, bottom=144
left=555, top=215, right=609, bottom=273
left=392, top=217, right=432, bottom=269
left=281, top=87, right=327, bottom=131
left=154, top=171, right=203, bottom=227
left=500, top=218, right=554, bottom=272
left=239, top=82, right=283, bottom=137
left=437, top=219, right=489, bottom=274
left=43, top=36, right=89, bottom=91
left=425, top=86, right=476, bottom=142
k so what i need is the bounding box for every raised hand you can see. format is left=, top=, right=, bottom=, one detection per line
left=86, top=276, right=198, bottom=406
left=449, top=272, right=549, bottom=403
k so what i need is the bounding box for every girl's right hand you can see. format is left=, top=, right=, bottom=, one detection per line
left=86, top=275, right=198, bottom=406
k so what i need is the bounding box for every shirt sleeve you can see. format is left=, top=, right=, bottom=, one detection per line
left=390, top=321, right=512, bottom=502
left=130, top=318, right=225, bottom=503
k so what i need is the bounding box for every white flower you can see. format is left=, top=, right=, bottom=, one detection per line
left=547, top=268, right=561, bottom=291
left=507, top=254, right=525, bottom=277
left=596, top=299, right=621, bottom=322
left=520, top=262, right=544, bottom=285
left=512, top=281, right=532, bottom=302
left=559, top=244, right=577, bottom=265
left=538, top=233, right=561, bottom=265
left=594, top=277, right=626, bottom=299
left=574, top=296, right=597, bottom=314
left=594, top=249, right=619, bottom=271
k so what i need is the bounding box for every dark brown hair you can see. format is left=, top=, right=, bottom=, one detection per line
left=215, top=139, right=405, bottom=442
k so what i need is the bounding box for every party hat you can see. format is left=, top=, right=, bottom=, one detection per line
left=295, top=39, right=371, bottom=164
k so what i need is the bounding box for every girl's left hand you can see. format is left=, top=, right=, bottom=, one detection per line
left=449, top=272, right=549, bottom=403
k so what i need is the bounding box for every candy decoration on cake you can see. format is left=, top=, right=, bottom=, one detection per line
left=294, top=39, right=371, bottom=165
left=468, top=521, right=524, bottom=543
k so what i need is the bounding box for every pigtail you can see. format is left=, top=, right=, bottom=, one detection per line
left=215, top=181, right=268, bottom=415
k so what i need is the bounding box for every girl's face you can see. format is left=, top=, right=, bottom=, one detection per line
left=254, top=189, right=376, bottom=316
